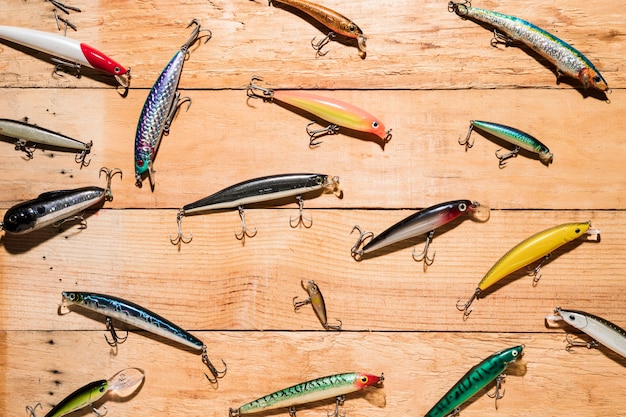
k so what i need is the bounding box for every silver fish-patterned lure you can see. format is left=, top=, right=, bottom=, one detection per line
left=448, top=1, right=609, bottom=92
left=134, top=20, right=211, bottom=190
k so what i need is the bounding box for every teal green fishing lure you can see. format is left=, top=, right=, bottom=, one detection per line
left=459, top=120, right=552, bottom=167
left=448, top=1, right=609, bottom=92
left=424, top=345, right=524, bottom=417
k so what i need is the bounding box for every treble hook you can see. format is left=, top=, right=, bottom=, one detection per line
left=104, top=316, right=128, bottom=348
left=53, top=9, right=77, bottom=35
left=527, top=254, right=550, bottom=286
left=170, top=209, right=193, bottom=245
left=289, top=196, right=313, bottom=228
left=565, top=333, right=599, bottom=351
left=234, top=206, right=258, bottom=240
left=92, top=405, right=108, bottom=417
left=458, top=122, right=475, bottom=151
left=99, top=167, right=123, bottom=202
left=495, top=147, right=519, bottom=168
left=311, top=32, right=336, bottom=57
left=164, top=92, right=192, bottom=135
left=456, top=288, right=481, bottom=319
left=181, top=19, right=213, bottom=56
left=326, top=395, right=346, bottom=417
left=487, top=374, right=506, bottom=409
left=51, top=57, right=81, bottom=79
left=306, top=121, right=340, bottom=147
left=246, top=75, right=275, bottom=101
left=292, top=295, right=311, bottom=311
left=26, top=402, right=42, bottom=417
left=75, top=141, right=92, bottom=168
left=412, top=230, right=436, bottom=267
left=490, top=29, right=514, bottom=48
left=15, top=139, right=36, bottom=159
left=350, top=225, right=374, bottom=261
left=202, top=346, right=228, bottom=383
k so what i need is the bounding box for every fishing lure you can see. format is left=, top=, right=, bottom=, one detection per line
left=26, top=368, right=144, bottom=417
left=447, top=1, right=609, bottom=92
left=457, top=221, right=600, bottom=318
left=134, top=19, right=211, bottom=190
left=0, top=118, right=92, bottom=166
left=0, top=167, right=121, bottom=235
left=351, top=200, right=489, bottom=267
left=459, top=120, right=552, bottom=168
left=293, top=280, right=342, bottom=330
left=246, top=76, right=391, bottom=147
left=0, top=25, right=130, bottom=87
left=60, top=291, right=227, bottom=382
left=269, top=0, right=367, bottom=57
left=170, top=173, right=341, bottom=244
left=546, top=307, right=626, bottom=358
left=424, top=345, right=524, bottom=417
left=229, top=372, right=384, bottom=417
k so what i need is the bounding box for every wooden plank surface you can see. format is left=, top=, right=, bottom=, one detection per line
left=1, top=0, right=625, bottom=416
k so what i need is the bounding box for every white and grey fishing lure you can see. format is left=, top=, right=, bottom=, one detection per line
left=0, top=118, right=92, bottom=166
left=170, top=173, right=341, bottom=244
left=547, top=307, right=626, bottom=359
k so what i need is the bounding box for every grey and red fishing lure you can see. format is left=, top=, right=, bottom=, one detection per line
left=1, top=167, right=121, bottom=235
left=448, top=1, right=609, bottom=93
left=134, top=20, right=211, bottom=190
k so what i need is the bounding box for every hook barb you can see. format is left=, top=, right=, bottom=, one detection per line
left=289, top=196, right=313, bottom=228
left=486, top=374, right=506, bottom=409
left=170, top=209, right=193, bottom=245
left=311, top=32, right=336, bottom=57
left=456, top=288, right=480, bottom=319
left=565, top=333, right=599, bottom=351
left=202, top=346, right=227, bottom=383
left=306, top=122, right=340, bottom=147
left=527, top=254, right=550, bottom=286
left=246, top=75, right=275, bottom=101
left=350, top=225, right=374, bottom=261
left=104, top=316, right=128, bottom=348
left=458, top=122, right=475, bottom=151
left=326, top=395, right=346, bottom=417
left=234, top=206, right=258, bottom=240
left=99, top=167, right=123, bottom=202
left=495, top=146, right=519, bottom=168
left=26, top=402, right=42, bottom=417
left=412, top=230, right=436, bottom=267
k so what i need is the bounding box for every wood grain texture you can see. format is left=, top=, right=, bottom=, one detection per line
left=1, top=1, right=625, bottom=416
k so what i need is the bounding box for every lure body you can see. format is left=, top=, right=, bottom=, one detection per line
left=478, top=221, right=592, bottom=291
left=424, top=345, right=523, bottom=417
left=45, top=380, right=109, bottom=417
left=448, top=2, right=608, bottom=91
left=231, top=372, right=383, bottom=416
left=361, top=200, right=482, bottom=255
left=273, top=90, right=389, bottom=142
left=0, top=118, right=91, bottom=164
left=271, top=0, right=366, bottom=53
left=43, top=368, right=144, bottom=417
left=181, top=173, right=337, bottom=215
left=134, top=49, right=186, bottom=188
left=61, top=291, right=204, bottom=351
left=469, top=120, right=552, bottom=164
left=295, top=280, right=340, bottom=330
left=552, top=307, right=626, bottom=358
left=2, top=187, right=107, bottom=234
left=0, top=25, right=128, bottom=78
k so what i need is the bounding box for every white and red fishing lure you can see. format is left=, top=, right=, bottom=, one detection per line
left=0, top=25, right=129, bottom=87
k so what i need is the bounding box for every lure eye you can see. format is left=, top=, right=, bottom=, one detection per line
left=360, top=376, right=369, bottom=383
left=136, top=159, right=145, bottom=167
left=593, top=75, right=601, bottom=83
left=372, top=121, right=379, bottom=129
left=114, top=67, right=121, bottom=74
left=458, top=203, right=467, bottom=212
left=349, top=24, right=356, bottom=32
left=575, top=228, right=581, bottom=234
left=511, top=350, right=518, bottom=357
left=569, top=314, right=576, bottom=321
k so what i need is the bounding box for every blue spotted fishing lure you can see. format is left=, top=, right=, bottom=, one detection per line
left=448, top=1, right=609, bottom=92
left=134, top=20, right=211, bottom=190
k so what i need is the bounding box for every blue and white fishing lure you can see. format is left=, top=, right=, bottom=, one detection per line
left=134, top=20, right=211, bottom=190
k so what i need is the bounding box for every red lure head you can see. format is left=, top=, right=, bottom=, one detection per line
left=80, top=43, right=128, bottom=75
left=579, top=67, right=609, bottom=93
left=368, top=119, right=391, bottom=142
left=353, top=373, right=384, bottom=390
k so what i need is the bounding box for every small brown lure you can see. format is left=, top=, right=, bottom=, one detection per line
left=293, top=280, right=342, bottom=330
left=270, top=0, right=367, bottom=57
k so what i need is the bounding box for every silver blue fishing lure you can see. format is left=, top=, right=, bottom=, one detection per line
left=134, top=20, right=211, bottom=190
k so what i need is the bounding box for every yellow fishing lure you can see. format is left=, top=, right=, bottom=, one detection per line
left=457, top=221, right=599, bottom=317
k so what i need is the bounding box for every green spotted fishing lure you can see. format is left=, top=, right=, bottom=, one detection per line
left=424, top=345, right=524, bottom=417
left=448, top=1, right=609, bottom=92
